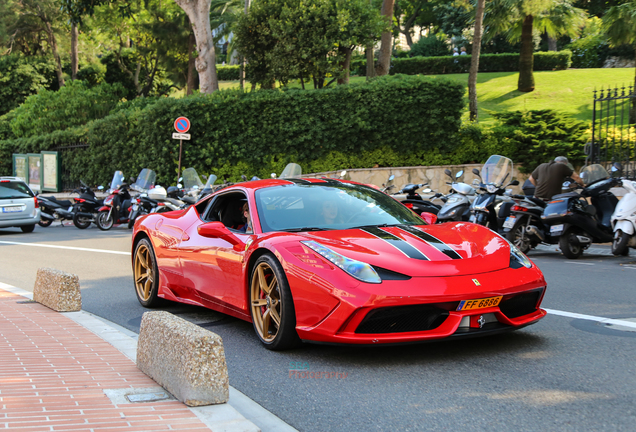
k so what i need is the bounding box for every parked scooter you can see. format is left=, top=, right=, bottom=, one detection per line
left=469, top=155, right=519, bottom=231
left=611, top=176, right=636, bottom=256
left=72, top=181, right=104, bottom=229
left=399, top=183, right=442, bottom=215
left=37, top=194, right=76, bottom=227
left=436, top=169, right=476, bottom=223
left=541, top=164, right=621, bottom=259
left=96, top=171, right=133, bottom=231
left=503, top=194, right=549, bottom=253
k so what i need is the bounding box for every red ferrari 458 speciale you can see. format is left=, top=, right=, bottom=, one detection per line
left=131, top=177, right=546, bottom=350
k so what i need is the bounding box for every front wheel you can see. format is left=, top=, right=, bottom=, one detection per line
left=250, top=254, right=300, bottom=350
left=506, top=216, right=532, bottom=254
left=612, top=229, right=630, bottom=256
left=96, top=210, right=114, bottom=231
left=73, top=211, right=92, bottom=229
left=38, top=218, right=52, bottom=228
left=559, top=229, right=583, bottom=259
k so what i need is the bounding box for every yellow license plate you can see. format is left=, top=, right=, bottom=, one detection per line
left=457, top=296, right=502, bottom=311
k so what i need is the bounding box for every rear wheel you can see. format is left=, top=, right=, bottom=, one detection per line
left=37, top=218, right=52, bottom=228
left=20, top=224, right=35, bottom=233
left=127, top=211, right=137, bottom=229
left=96, top=210, right=114, bottom=231
left=559, top=229, right=583, bottom=259
left=73, top=210, right=92, bottom=229
left=133, top=238, right=162, bottom=307
left=506, top=216, right=532, bottom=254
left=612, top=229, right=630, bottom=256
left=249, top=254, right=300, bottom=350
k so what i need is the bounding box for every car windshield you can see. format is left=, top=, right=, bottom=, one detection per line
left=481, top=155, right=513, bottom=187
left=131, top=169, right=156, bottom=192
left=580, top=164, right=609, bottom=186
left=0, top=181, right=34, bottom=199
left=255, top=182, right=425, bottom=232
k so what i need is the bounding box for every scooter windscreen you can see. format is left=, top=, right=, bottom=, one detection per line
left=181, top=167, right=205, bottom=192
left=109, top=171, right=126, bottom=192
left=131, top=169, right=156, bottom=192
left=280, top=163, right=302, bottom=179
left=580, top=164, right=609, bottom=186
left=481, top=155, right=513, bottom=187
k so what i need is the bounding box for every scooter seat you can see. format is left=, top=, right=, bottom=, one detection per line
left=44, top=197, right=73, bottom=207
left=527, top=197, right=547, bottom=208
left=550, top=192, right=580, bottom=200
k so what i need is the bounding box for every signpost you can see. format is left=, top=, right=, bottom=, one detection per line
left=173, top=117, right=191, bottom=180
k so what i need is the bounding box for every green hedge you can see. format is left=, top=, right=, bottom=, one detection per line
left=352, top=50, right=572, bottom=76
left=0, top=75, right=466, bottom=187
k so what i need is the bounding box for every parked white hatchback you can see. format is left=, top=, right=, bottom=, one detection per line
left=0, top=177, right=40, bottom=233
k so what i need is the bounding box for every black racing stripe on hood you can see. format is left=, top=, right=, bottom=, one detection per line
left=399, top=226, right=463, bottom=260
left=361, top=227, right=429, bottom=261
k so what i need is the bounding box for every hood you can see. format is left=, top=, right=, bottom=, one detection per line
left=300, top=223, right=511, bottom=277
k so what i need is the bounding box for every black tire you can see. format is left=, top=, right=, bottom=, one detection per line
left=37, top=218, right=52, bottom=228
left=133, top=238, right=162, bottom=307
left=20, top=224, right=35, bottom=233
left=96, top=210, right=114, bottom=231
left=127, top=210, right=137, bottom=229
left=506, top=216, right=532, bottom=254
left=559, top=229, right=583, bottom=259
left=249, top=253, right=301, bottom=350
left=612, top=229, right=630, bottom=256
left=73, top=211, right=92, bottom=229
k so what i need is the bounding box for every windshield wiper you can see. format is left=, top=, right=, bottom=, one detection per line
left=280, top=227, right=328, bottom=232
left=350, top=223, right=403, bottom=230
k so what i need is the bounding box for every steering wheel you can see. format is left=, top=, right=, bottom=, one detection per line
left=346, top=212, right=365, bottom=224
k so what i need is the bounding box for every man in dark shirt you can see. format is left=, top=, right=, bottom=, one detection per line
left=529, top=156, right=582, bottom=200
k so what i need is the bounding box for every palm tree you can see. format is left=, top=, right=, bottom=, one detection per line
left=603, top=1, right=636, bottom=122
left=484, top=0, right=584, bottom=92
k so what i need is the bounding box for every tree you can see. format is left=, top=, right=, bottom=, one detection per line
left=603, top=0, right=636, bottom=122
left=173, top=0, right=219, bottom=93
left=375, top=0, right=395, bottom=76
left=485, top=0, right=584, bottom=92
left=469, top=0, right=485, bottom=122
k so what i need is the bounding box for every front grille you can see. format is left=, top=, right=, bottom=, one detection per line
left=499, top=289, right=543, bottom=319
left=355, top=305, right=449, bottom=334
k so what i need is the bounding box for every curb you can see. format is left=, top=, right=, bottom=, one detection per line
left=0, top=283, right=298, bottom=432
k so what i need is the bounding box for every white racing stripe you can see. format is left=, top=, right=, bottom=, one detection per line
left=545, top=308, right=636, bottom=329
left=0, top=240, right=130, bottom=255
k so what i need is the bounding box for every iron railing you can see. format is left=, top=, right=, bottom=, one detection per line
left=53, top=143, right=90, bottom=191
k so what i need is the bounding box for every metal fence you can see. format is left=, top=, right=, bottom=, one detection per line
left=589, top=86, right=636, bottom=179
left=53, top=143, right=89, bottom=191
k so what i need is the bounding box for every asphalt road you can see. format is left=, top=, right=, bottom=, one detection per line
left=2, top=223, right=636, bottom=431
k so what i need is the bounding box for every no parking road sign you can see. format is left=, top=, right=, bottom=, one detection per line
left=174, top=116, right=190, bottom=134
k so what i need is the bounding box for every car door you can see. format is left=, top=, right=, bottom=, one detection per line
left=178, top=191, right=252, bottom=315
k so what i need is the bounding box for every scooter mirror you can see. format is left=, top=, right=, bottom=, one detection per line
left=422, top=188, right=432, bottom=193
left=340, top=170, right=347, bottom=177
left=177, top=183, right=183, bottom=188
left=388, top=175, right=395, bottom=182
left=509, top=180, right=519, bottom=186
left=98, top=185, right=104, bottom=191
left=178, top=177, right=183, bottom=182
left=456, top=170, right=463, bottom=178
left=444, top=169, right=452, bottom=177
left=472, top=168, right=480, bottom=176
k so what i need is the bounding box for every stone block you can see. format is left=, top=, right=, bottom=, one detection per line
left=136, top=311, right=229, bottom=407
left=33, top=268, right=81, bottom=312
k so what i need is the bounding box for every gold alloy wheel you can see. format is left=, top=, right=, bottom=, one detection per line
left=134, top=243, right=154, bottom=302
left=251, top=262, right=281, bottom=343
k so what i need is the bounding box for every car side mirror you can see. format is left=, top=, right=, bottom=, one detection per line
left=420, top=212, right=438, bottom=225
left=198, top=222, right=246, bottom=250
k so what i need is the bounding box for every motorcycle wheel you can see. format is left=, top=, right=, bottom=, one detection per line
left=506, top=217, right=533, bottom=254
left=611, top=229, right=630, bottom=256
left=96, top=210, right=114, bottom=231
left=127, top=211, right=137, bottom=229
left=559, top=229, right=583, bottom=259
left=38, top=218, right=52, bottom=228
left=73, top=212, right=92, bottom=229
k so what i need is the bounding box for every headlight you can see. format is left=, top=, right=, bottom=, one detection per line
left=301, top=240, right=381, bottom=284
left=486, top=184, right=498, bottom=193
left=502, top=237, right=532, bottom=268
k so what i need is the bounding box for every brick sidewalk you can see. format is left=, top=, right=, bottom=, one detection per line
left=0, top=289, right=212, bottom=432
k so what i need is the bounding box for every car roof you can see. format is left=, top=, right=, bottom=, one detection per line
left=0, top=177, right=26, bottom=182
left=231, top=177, right=362, bottom=190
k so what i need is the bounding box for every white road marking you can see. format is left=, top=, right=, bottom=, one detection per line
left=545, top=308, right=636, bottom=329
left=0, top=240, right=130, bottom=255
left=565, top=262, right=594, bottom=266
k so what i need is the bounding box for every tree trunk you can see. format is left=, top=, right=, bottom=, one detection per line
left=547, top=36, right=557, bottom=51
left=469, top=0, right=485, bottom=122
left=375, top=0, right=395, bottom=76
left=71, top=22, right=78, bottom=80
left=365, top=44, right=375, bottom=80
left=186, top=32, right=196, bottom=95
left=338, top=47, right=352, bottom=85
left=45, top=21, right=65, bottom=88
left=632, top=45, right=636, bottom=124
left=517, top=14, right=535, bottom=93
left=174, top=0, right=218, bottom=94
left=240, top=0, right=251, bottom=90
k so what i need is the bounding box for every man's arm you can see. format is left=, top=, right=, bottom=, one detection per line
left=529, top=175, right=536, bottom=186
left=571, top=171, right=583, bottom=186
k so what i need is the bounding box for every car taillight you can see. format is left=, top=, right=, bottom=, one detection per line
left=511, top=205, right=528, bottom=212
left=0, top=180, right=9, bottom=183
left=34, top=197, right=39, bottom=208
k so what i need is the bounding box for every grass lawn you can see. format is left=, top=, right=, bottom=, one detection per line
left=216, top=68, right=634, bottom=125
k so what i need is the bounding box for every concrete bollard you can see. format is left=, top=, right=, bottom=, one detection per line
left=136, top=311, right=229, bottom=407
left=33, top=268, right=81, bottom=312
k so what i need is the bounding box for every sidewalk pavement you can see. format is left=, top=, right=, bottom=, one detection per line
left=0, top=284, right=297, bottom=432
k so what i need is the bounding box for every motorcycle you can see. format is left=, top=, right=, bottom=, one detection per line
left=399, top=183, right=442, bottom=216
left=436, top=169, right=476, bottom=223
left=502, top=194, right=549, bottom=253
left=36, top=194, right=76, bottom=227
left=611, top=175, right=636, bottom=256
left=540, top=164, right=621, bottom=259
left=469, top=155, right=519, bottom=231
left=96, top=171, right=133, bottom=231
left=72, top=181, right=105, bottom=229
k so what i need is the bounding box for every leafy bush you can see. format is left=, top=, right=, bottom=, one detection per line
left=9, top=80, right=126, bottom=138
left=77, top=62, right=107, bottom=86
left=0, top=75, right=466, bottom=186
left=0, top=55, right=58, bottom=116
left=217, top=65, right=240, bottom=81
left=409, top=33, right=452, bottom=57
